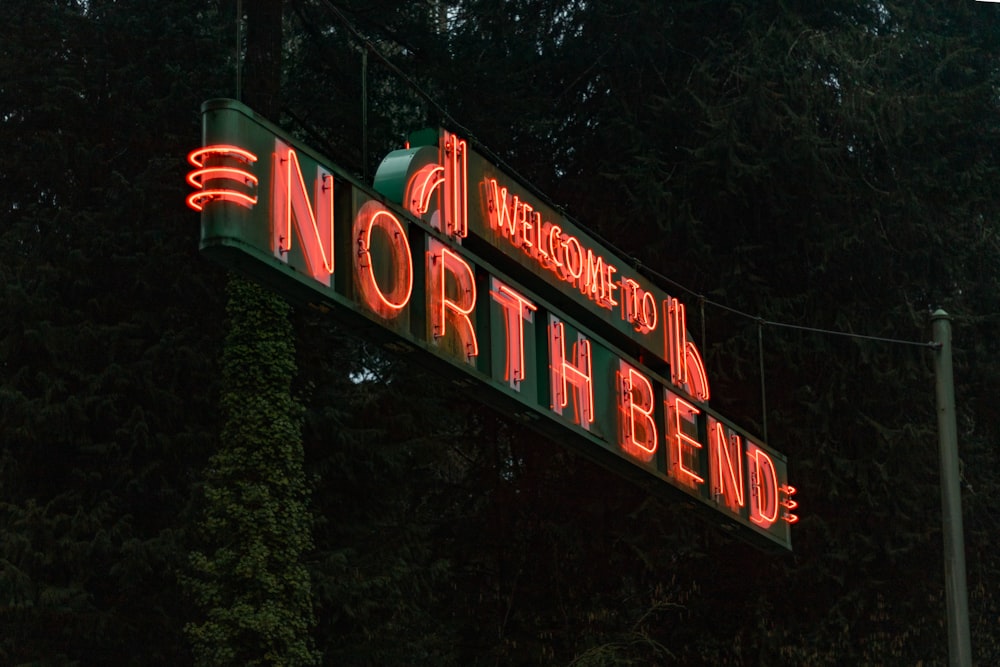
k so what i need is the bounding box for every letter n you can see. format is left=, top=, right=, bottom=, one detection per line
left=272, top=139, right=334, bottom=285
left=709, top=418, right=745, bottom=514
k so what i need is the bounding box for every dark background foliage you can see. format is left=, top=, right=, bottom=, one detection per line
left=2, top=0, right=999, bottom=664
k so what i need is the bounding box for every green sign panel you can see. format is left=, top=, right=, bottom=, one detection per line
left=187, top=99, right=799, bottom=551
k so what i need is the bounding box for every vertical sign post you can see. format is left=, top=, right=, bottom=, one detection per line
left=931, top=309, right=972, bottom=667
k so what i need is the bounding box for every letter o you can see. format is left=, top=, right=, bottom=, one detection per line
left=353, top=201, right=413, bottom=318
left=640, top=290, right=658, bottom=332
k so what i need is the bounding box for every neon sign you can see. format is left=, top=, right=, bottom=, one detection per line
left=188, top=99, right=798, bottom=550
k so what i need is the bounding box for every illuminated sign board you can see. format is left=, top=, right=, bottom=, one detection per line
left=187, top=99, right=799, bottom=550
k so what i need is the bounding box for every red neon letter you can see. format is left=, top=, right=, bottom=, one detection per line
left=562, top=236, right=584, bottom=285
left=517, top=202, right=535, bottom=250
left=487, top=179, right=518, bottom=239
left=667, top=393, right=704, bottom=488
left=428, top=239, right=478, bottom=363
left=272, top=140, right=334, bottom=285
left=640, top=290, right=656, bottom=332
left=748, top=443, right=779, bottom=528
left=490, top=278, right=537, bottom=390
left=582, top=249, right=605, bottom=304
left=618, top=361, right=657, bottom=462
left=622, top=278, right=640, bottom=327
left=549, top=316, right=594, bottom=429
left=353, top=201, right=413, bottom=319
left=548, top=225, right=564, bottom=269
left=622, top=281, right=657, bottom=333
left=709, top=419, right=745, bottom=514
left=604, top=263, right=619, bottom=308
left=535, top=219, right=552, bottom=265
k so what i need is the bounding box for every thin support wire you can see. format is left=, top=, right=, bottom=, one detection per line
left=638, top=263, right=938, bottom=350
left=362, top=49, right=368, bottom=183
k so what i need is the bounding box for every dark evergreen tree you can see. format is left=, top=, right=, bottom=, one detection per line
left=1, top=0, right=232, bottom=663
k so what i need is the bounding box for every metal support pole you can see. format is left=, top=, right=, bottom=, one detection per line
left=757, top=318, right=768, bottom=442
left=931, top=309, right=972, bottom=667
left=362, top=49, right=368, bottom=183
left=236, top=0, right=243, bottom=102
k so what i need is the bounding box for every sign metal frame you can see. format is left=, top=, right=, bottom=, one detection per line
left=189, top=98, right=798, bottom=551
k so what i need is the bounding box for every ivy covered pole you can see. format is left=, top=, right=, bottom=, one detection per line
left=931, top=310, right=972, bottom=667
left=187, top=0, right=317, bottom=664
left=187, top=280, right=318, bottom=666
